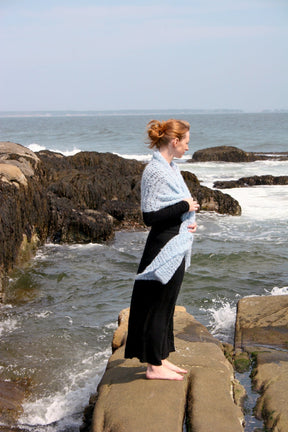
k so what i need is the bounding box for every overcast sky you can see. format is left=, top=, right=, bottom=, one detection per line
left=1, top=0, right=287, bottom=112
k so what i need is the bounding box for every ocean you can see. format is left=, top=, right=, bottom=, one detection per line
left=0, top=111, right=288, bottom=431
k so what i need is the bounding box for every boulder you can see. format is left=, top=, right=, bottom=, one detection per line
left=182, top=171, right=242, bottom=215
left=234, top=295, right=288, bottom=432
left=235, top=295, right=288, bottom=351
left=0, top=164, right=28, bottom=188
left=214, top=175, right=288, bottom=189
left=91, top=307, right=244, bottom=432
left=0, top=141, right=40, bottom=178
left=189, top=145, right=288, bottom=163
left=38, top=150, right=144, bottom=227
left=0, top=159, right=48, bottom=279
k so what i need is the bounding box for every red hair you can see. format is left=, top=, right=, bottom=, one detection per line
left=146, top=119, right=190, bottom=149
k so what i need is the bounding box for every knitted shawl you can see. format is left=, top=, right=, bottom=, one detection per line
left=136, top=150, right=195, bottom=284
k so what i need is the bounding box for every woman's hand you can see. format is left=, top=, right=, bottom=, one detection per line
left=183, top=197, right=200, bottom=212
left=188, top=222, right=197, bottom=233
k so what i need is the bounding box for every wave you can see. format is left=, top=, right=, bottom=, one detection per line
left=18, top=347, right=111, bottom=429
left=27, top=143, right=81, bottom=157
left=0, top=315, right=19, bottom=337
left=227, top=186, right=288, bottom=221
left=207, top=300, right=237, bottom=342
left=26, top=145, right=194, bottom=164
left=113, top=152, right=151, bottom=162
left=267, top=286, right=288, bottom=296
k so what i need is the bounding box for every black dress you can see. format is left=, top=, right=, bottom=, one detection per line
left=124, top=200, right=189, bottom=366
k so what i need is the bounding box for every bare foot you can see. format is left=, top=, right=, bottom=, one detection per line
left=162, top=359, right=187, bottom=374
left=146, top=364, right=184, bottom=381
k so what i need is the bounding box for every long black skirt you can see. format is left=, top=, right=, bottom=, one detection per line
left=124, top=258, right=185, bottom=366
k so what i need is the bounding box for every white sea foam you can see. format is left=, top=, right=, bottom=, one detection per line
left=18, top=352, right=109, bottom=429
left=105, top=321, right=118, bottom=329
left=40, top=242, right=103, bottom=252
left=117, top=153, right=194, bottom=163
left=207, top=301, right=237, bottom=341
left=268, top=286, right=288, bottom=296
left=28, top=143, right=46, bottom=152
left=227, top=186, right=288, bottom=221
left=81, top=347, right=111, bottom=365
left=182, top=160, right=288, bottom=189
left=27, top=143, right=81, bottom=157
left=63, top=242, right=104, bottom=250
left=114, top=152, right=151, bottom=162
left=34, top=311, right=53, bottom=319
left=54, top=147, right=81, bottom=156
left=0, top=316, right=19, bottom=337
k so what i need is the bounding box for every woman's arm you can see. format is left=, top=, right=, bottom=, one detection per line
left=143, top=201, right=190, bottom=226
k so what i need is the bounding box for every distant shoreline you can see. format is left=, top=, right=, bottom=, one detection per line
left=1, top=109, right=288, bottom=118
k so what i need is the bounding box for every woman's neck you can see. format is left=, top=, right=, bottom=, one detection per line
left=159, top=145, right=174, bottom=164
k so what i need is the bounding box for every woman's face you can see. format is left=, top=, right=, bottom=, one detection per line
left=173, top=131, right=190, bottom=158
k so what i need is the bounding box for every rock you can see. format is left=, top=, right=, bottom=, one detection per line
left=253, top=351, right=288, bottom=432
left=47, top=195, right=114, bottom=243
left=0, top=162, right=49, bottom=279
left=235, top=295, right=288, bottom=432
left=233, top=378, right=247, bottom=408
left=182, top=171, right=241, bottom=215
left=189, top=145, right=288, bottom=163
left=112, top=307, right=130, bottom=352
left=235, top=295, right=288, bottom=351
left=214, top=175, right=288, bottom=189
left=0, top=164, right=28, bottom=188
left=0, top=141, right=40, bottom=177
left=91, top=307, right=244, bottom=432
left=191, top=146, right=256, bottom=162
left=222, top=342, right=234, bottom=365
left=38, top=150, right=144, bottom=228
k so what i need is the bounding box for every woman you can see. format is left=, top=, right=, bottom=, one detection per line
left=124, top=119, right=199, bottom=381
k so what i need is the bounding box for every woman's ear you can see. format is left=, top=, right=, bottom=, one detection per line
left=173, top=138, right=179, bottom=147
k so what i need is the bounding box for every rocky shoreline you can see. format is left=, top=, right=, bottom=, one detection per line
left=0, top=142, right=242, bottom=298
left=86, top=294, right=288, bottom=432
left=1, top=142, right=287, bottom=430
left=0, top=141, right=241, bottom=428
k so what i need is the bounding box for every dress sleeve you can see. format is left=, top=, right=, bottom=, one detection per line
left=143, top=200, right=189, bottom=226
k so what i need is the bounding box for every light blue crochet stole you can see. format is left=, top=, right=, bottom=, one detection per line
left=136, top=151, right=195, bottom=284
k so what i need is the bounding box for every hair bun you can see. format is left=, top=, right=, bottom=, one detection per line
left=146, top=119, right=190, bottom=150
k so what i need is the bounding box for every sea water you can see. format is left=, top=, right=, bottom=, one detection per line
left=0, top=111, right=288, bottom=431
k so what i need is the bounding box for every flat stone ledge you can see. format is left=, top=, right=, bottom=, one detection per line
left=235, top=295, right=288, bottom=432
left=235, top=295, right=288, bottom=351
left=92, top=307, right=244, bottom=432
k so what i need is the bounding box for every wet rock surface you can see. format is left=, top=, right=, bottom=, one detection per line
left=189, top=145, right=288, bottom=162
left=91, top=307, right=244, bottom=432
left=214, top=175, right=288, bottom=189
